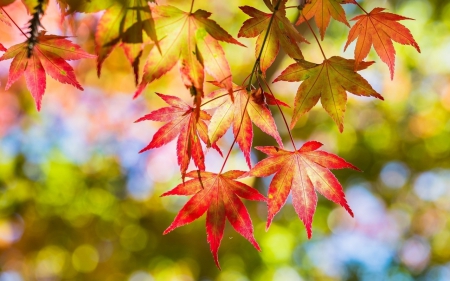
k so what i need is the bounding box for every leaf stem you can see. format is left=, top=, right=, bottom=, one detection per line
left=0, top=7, right=29, bottom=38
left=200, top=87, right=244, bottom=108
left=352, top=0, right=368, bottom=14
left=246, top=0, right=282, bottom=91
left=219, top=0, right=283, bottom=174
left=260, top=77, right=296, bottom=150
left=200, top=93, right=229, bottom=107
left=218, top=95, right=251, bottom=174
left=302, top=14, right=327, bottom=60
left=189, top=0, right=195, bottom=13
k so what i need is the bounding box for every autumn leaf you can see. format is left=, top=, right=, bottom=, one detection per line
left=95, top=0, right=158, bottom=84
left=0, top=32, right=95, bottom=110
left=296, top=0, right=352, bottom=40
left=136, top=5, right=243, bottom=99
left=247, top=141, right=358, bottom=237
left=238, top=0, right=308, bottom=75
left=206, top=85, right=284, bottom=168
left=0, top=43, right=5, bottom=52
left=344, top=7, right=421, bottom=79
left=274, top=56, right=383, bottom=132
left=136, top=93, right=220, bottom=179
left=162, top=170, right=266, bottom=268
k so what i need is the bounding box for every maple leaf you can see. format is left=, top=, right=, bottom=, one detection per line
left=136, top=93, right=221, bottom=179
left=0, top=32, right=95, bottom=110
left=0, top=43, right=5, bottom=52
left=238, top=0, right=308, bottom=75
left=344, top=8, right=420, bottom=79
left=274, top=56, right=383, bottom=132
left=136, top=5, right=243, bottom=99
left=162, top=170, right=266, bottom=268
left=248, top=141, right=358, bottom=237
left=206, top=84, right=284, bottom=168
left=95, top=0, right=158, bottom=85
left=296, top=0, right=353, bottom=40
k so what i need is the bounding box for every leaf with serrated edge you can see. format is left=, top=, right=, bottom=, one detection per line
left=208, top=84, right=283, bottom=167
left=137, top=93, right=216, bottom=178
left=136, top=5, right=242, bottom=99
left=344, top=7, right=420, bottom=79
left=274, top=56, right=383, bottom=132
left=238, top=2, right=308, bottom=75
left=162, top=170, right=266, bottom=268
left=0, top=32, right=95, bottom=110
left=248, top=141, right=359, bottom=237
left=95, top=0, right=157, bottom=84
left=296, top=0, right=351, bottom=40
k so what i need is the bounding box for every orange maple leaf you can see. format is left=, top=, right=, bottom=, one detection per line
left=206, top=85, right=284, bottom=167
left=238, top=0, right=308, bottom=75
left=344, top=7, right=420, bottom=79
left=296, top=0, right=353, bottom=39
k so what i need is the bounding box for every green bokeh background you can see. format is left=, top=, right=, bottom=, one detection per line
left=1, top=0, right=450, bottom=280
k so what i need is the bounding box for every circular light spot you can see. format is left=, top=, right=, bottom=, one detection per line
left=72, top=245, right=99, bottom=273
left=380, top=161, right=410, bottom=189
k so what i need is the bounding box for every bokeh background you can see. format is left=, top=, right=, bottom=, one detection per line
left=1, top=0, right=450, bottom=280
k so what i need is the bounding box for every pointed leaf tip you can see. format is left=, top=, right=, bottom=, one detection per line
left=345, top=7, right=420, bottom=79
left=249, top=144, right=356, bottom=238
left=163, top=172, right=264, bottom=266
left=1, top=33, right=90, bottom=110
left=277, top=56, right=382, bottom=130
left=238, top=3, right=307, bottom=74
left=299, top=141, right=323, bottom=152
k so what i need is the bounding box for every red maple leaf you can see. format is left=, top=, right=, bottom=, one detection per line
left=136, top=93, right=220, bottom=179
left=344, top=7, right=421, bottom=79
left=0, top=32, right=95, bottom=110
left=238, top=0, right=308, bottom=75
left=162, top=170, right=266, bottom=268
left=247, top=141, right=359, bottom=238
left=296, top=0, right=353, bottom=39
left=206, top=85, right=284, bottom=167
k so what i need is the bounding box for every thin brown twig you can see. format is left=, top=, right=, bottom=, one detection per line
left=189, top=0, right=195, bottom=13
left=302, top=13, right=327, bottom=60
left=0, top=7, right=28, bottom=38
left=352, top=0, right=368, bottom=14
left=260, top=77, right=297, bottom=150
left=218, top=0, right=284, bottom=174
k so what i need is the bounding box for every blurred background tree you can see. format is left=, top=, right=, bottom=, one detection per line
left=1, top=0, right=450, bottom=280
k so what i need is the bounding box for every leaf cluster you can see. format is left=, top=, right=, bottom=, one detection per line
left=0, top=0, right=420, bottom=268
